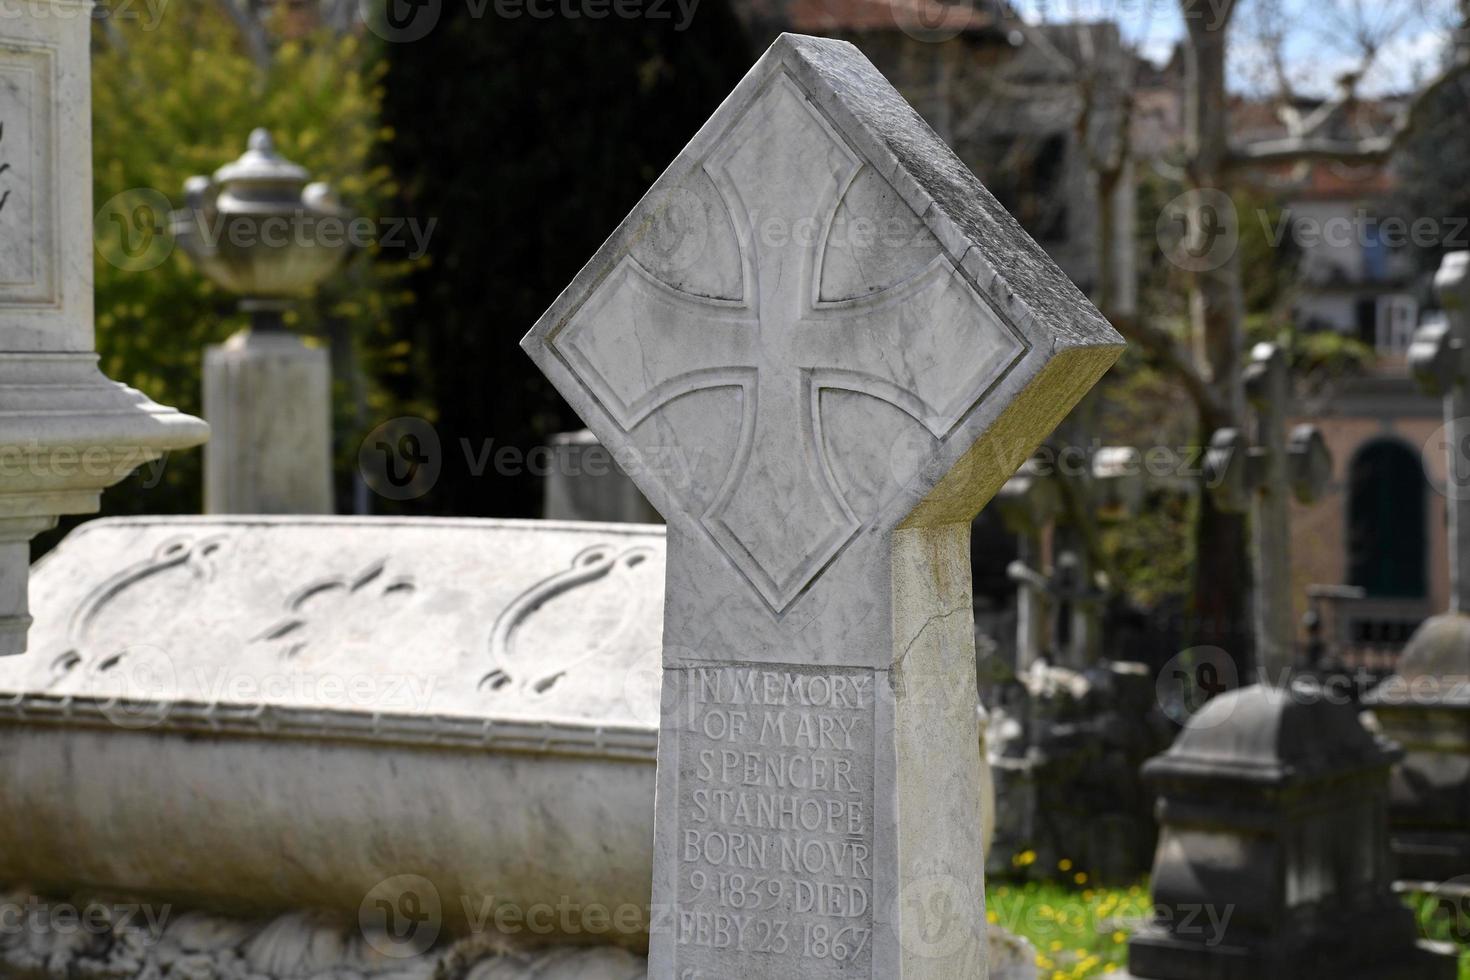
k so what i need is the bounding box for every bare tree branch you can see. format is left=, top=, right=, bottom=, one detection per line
left=1109, top=313, right=1230, bottom=427
left=1227, top=55, right=1470, bottom=168
left=214, top=0, right=272, bottom=72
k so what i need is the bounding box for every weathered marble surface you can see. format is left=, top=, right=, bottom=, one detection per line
left=0, top=889, right=648, bottom=980
left=0, top=517, right=667, bottom=938
left=0, top=0, right=206, bottom=653
left=0, top=886, right=1033, bottom=980
left=524, top=31, right=1121, bottom=980
left=204, top=329, right=332, bottom=514
left=0, top=514, right=1027, bottom=978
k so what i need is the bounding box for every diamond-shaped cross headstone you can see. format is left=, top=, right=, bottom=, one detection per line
left=523, top=34, right=1122, bottom=979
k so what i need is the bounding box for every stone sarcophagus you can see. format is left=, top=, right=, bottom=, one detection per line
left=0, top=514, right=1015, bottom=980
left=0, top=516, right=667, bottom=940
left=1126, top=684, right=1454, bottom=980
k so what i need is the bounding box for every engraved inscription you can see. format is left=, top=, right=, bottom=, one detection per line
left=0, top=44, right=56, bottom=304
left=550, top=71, right=1024, bottom=612
left=674, top=665, right=876, bottom=978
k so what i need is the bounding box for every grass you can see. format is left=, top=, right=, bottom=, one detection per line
left=987, top=871, right=1470, bottom=980
left=986, top=871, right=1151, bottom=979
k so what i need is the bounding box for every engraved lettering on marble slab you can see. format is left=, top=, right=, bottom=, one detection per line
left=0, top=43, right=56, bottom=306
left=674, top=665, right=875, bottom=978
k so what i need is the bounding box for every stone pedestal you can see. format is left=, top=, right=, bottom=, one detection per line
left=0, top=0, right=207, bottom=654
left=543, top=429, right=659, bottom=523
left=203, top=327, right=331, bottom=514
left=1364, top=612, right=1470, bottom=880
left=1125, top=684, right=1456, bottom=980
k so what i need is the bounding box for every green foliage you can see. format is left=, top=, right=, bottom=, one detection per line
left=73, top=3, right=414, bottom=537
left=1245, top=311, right=1376, bottom=392
left=991, top=877, right=1470, bottom=980
left=986, top=876, right=1151, bottom=979
left=1391, top=73, right=1470, bottom=275
left=1405, top=887, right=1470, bottom=980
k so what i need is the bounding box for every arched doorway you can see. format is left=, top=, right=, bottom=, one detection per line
left=1347, top=439, right=1427, bottom=597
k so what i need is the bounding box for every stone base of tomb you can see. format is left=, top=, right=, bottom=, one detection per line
left=0, top=886, right=1043, bottom=980
left=0, top=887, right=647, bottom=980
left=1392, top=832, right=1470, bottom=882
left=1364, top=612, right=1470, bottom=883
left=1125, top=683, right=1459, bottom=980
left=1123, top=919, right=1457, bottom=980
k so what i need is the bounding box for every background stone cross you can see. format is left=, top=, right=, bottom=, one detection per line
left=524, top=33, right=1123, bottom=980
left=1409, top=251, right=1470, bottom=611
left=1205, top=342, right=1331, bottom=681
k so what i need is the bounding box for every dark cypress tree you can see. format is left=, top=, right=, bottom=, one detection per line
left=377, top=3, right=752, bottom=517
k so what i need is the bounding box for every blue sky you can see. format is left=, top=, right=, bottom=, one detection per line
left=1007, top=0, right=1458, bottom=97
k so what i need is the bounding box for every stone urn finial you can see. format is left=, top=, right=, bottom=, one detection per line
left=175, top=129, right=348, bottom=516
left=173, top=129, right=352, bottom=315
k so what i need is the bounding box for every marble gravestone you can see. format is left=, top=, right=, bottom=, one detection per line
left=0, top=0, right=207, bottom=653
left=523, top=34, right=1123, bottom=979
left=0, top=517, right=668, bottom=938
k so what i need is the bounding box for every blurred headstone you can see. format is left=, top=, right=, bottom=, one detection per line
left=543, top=429, right=659, bottom=524
left=1368, top=250, right=1470, bottom=880
left=1125, top=346, right=1451, bottom=978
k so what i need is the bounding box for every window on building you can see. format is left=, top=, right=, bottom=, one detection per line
left=1347, top=439, right=1427, bottom=597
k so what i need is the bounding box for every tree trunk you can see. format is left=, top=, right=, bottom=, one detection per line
left=1182, top=0, right=1253, bottom=674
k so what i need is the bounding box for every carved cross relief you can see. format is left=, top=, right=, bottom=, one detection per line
left=549, top=72, right=1025, bottom=611
left=526, top=34, right=1123, bottom=980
